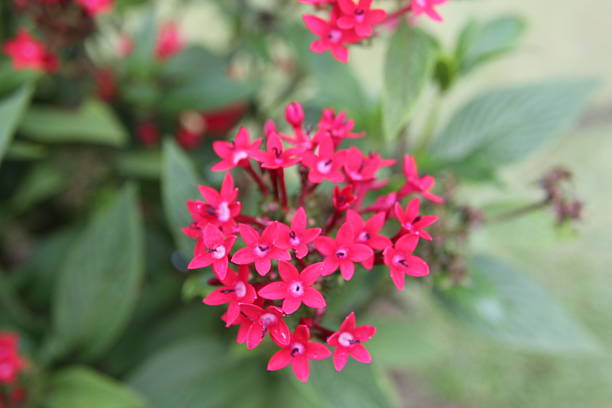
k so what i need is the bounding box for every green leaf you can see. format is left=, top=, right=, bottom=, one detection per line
left=50, top=184, right=144, bottom=361
left=430, top=79, right=597, bottom=165
left=383, top=23, right=438, bottom=141
left=434, top=256, right=602, bottom=354
left=116, top=149, right=162, bottom=180
left=47, top=367, right=144, bottom=408
left=11, top=162, right=65, bottom=213
left=302, top=359, right=392, bottom=408
left=456, top=15, right=526, bottom=76
left=161, top=139, right=200, bottom=253
left=0, top=84, right=33, bottom=165
left=19, top=100, right=127, bottom=146
left=128, top=338, right=261, bottom=408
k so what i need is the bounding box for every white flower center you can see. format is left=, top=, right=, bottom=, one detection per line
left=328, top=29, right=342, bottom=43
left=316, top=159, right=333, bottom=174
left=260, top=313, right=277, bottom=326
left=254, top=245, right=270, bottom=257
left=212, top=245, right=226, bottom=259
left=234, top=281, right=246, bottom=298
left=217, top=202, right=230, bottom=222
left=338, top=332, right=355, bottom=347
left=289, top=281, right=304, bottom=297
left=289, top=231, right=301, bottom=246
left=232, top=150, right=248, bottom=164
left=392, top=254, right=406, bottom=267
left=358, top=231, right=370, bottom=242
left=290, top=342, right=305, bottom=356
left=335, top=248, right=348, bottom=259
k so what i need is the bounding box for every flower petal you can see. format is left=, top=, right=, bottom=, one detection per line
left=231, top=247, right=255, bottom=265
left=282, top=297, right=302, bottom=315
left=339, top=261, right=355, bottom=281
left=302, top=287, right=326, bottom=309
left=202, top=288, right=229, bottom=305
left=258, top=282, right=288, bottom=300
left=239, top=224, right=260, bottom=247
left=333, top=348, right=349, bottom=371
left=349, top=343, right=372, bottom=363
left=307, top=342, right=331, bottom=361
left=278, top=260, right=300, bottom=282
left=267, top=349, right=292, bottom=371
left=292, top=356, right=310, bottom=383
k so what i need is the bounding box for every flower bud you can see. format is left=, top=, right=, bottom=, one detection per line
left=285, top=102, right=304, bottom=128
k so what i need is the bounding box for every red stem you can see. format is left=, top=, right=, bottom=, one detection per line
left=278, top=168, right=289, bottom=211
left=244, top=162, right=269, bottom=195
left=385, top=3, right=413, bottom=23
left=271, top=169, right=280, bottom=204
left=323, top=209, right=343, bottom=235
left=235, top=215, right=265, bottom=228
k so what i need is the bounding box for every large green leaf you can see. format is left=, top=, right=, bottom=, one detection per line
left=50, top=184, right=144, bottom=361
left=47, top=367, right=144, bottom=408
left=300, top=359, right=392, bottom=408
left=383, top=23, right=438, bottom=141
left=434, top=256, right=602, bottom=354
left=0, top=84, right=33, bottom=165
left=456, top=15, right=526, bottom=75
left=161, top=139, right=200, bottom=253
left=19, top=100, right=127, bottom=146
left=430, top=79, right=597, bottom=165
left=128, top=338, right=262, bottom=408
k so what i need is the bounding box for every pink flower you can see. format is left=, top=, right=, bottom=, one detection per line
left=315, top=223, right=373, bottom=280
left=336, top=0, right=387, bottom=38
left=186, top=172, right=241, bottom=229
left=346, top=210, right=391, bottom=268
left=117, top=34, right=134, bottom=57
left=267, top=324, right=331, bottom=382
left=232, top=223, right=291, bottom=276
left=76, top=0, right=113, bottom=15
left=275, top=207, right=322, bottom=259
left=411, top=0, right=448, bottom=22
left=399, top=155, right=443, bottom=203
left=188, top=224, right=236, bottom=279
left=0, top=332, right=24, bottom=385
left=240, top=304, right=291, bottom=349
left=333, top=185, right=357, bottom=211
left=258, top=262, right=326, bottom=314
left=343, top=146, right=395, bottom=182
left=303, top=14, right=361, bottom=63
left=285, top=101, right=305, bottom=128
left=203, top=265, right=257, bottom=326
left=314, top=108, right=364, bottom=147
left=394, top=197, right=438, bottom=241
left=327, top=312, right=376, bottom=371
left=383, top=235, right=429, bottom=290
left=252, top=132, right=301, bottom=169
left=212, top=127, right=262, bottom=171
left=155, top=22, right=184, bottom=61
left=302, top=136, right=345, bottom=184
left=2, top=30, right=57, bottom=73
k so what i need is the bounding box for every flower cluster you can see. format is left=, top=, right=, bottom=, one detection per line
left=183, top=101, right=442, bottom=381
left=2, top=30, right=57, bottom=73
left=299, top=0, right=450, bottom=62
left=0, top=332, right=27, bottom=407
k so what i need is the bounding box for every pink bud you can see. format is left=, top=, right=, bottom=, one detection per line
left=285, top=102, right=304, bottom=127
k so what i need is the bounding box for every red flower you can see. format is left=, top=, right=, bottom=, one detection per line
left=399, top=155, right=443, bottom=203
left=136, top=120, right=159, bottom=147
left=155, top=22, right=184, bottom=61
left=285, top=101, right=305, bottom=128
left=188, top=224, right=236, bottom=280
left=411, top=0, right=449, bottom=22
left=333, top=185, right=357, bottom=211
left=315, top=223, right=373, bottom=280
left=314, top=108, right=364, bottom=147
left=232, top=223, right=291, bottom=276
left=383, top=235, right=429, bottom=290
left=186, top=172, right=241, bottom=229
left=302, top=136, right=345, bottom=184
left=327, top=312, right=376, bottom=371
left=267, top=324, right=331, bottom=382
left=3, top=30, right=57, bottom=73
left=343, top=146, right=395, bottom=182
left=240, top=304, right=291, bottom=349
left=275, top=207, right=321, bottom=259
left=212, top=127, right=262, bottom=171
left=346, top=210, right=391, bottom=268
left=203, top=103, right=246, bottom=134
left=394, top=197, right=438, bottom=241
left=252, top=132, right=301, bottom=170
left=0, top=332, right=24, bottom=385
left=76, top=0, right=113, bottom=15
left=203, top=265, right=257, bottom=326
left=94, top=68, right=117, bottom=101
left=336, top=0, right=387, bottom=38
left=303, top=14, right=360, bottom=63
left=258, top=262, right=326, bottom=314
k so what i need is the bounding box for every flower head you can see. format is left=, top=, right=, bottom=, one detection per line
left=333, top=185, right=357, bottom=211
left=383, top=235, right=429, bottom=290
left=303, top=13, right=361, bottom=63
left=327, top=312, right=376, bottom=371
left=240, top=304, right=291, bottom=349
left=315, top=223, right=373, bottom=280
left=411, top=0, right=449, bottom=22
left=336, top=0, right=387, bottom=38
left=258, top=262, right=326, bottom=314
left=252, top=132, right=301, bottom=169
left=314, top=108, right=364, bottom=147
left=188, top=223, right=236, bottom=280
left=76, top=0, right=113, bottom=15
left=394, top=197, right=438, bottom=241
left=302, top=136, right=345, bottom=184
left=0, top=332, right=24, bottom=385
left=203, top=265, right=257, bottom=326
left=346, top=210, right=391, bottom=268
left=400, top=155, right=443, bottom=203
left=343, top=146, right=395, bottom=182
left=155, top=22, right=184, bottom=61
left=232, top=223, right=291, bottom=276
left=276, top=208, right=322, bottom=259
left=3, top=30, right=57, bottom=73
left=212, top=127, right=262, bottom=171
left=186, top=172, right=241, bottom=229
left=267, top=324, right=331, bottom=382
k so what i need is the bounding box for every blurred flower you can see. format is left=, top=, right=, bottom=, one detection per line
left=76, top=0, right=113, bottom=16
left=410, top=0, right=449, bottom=22
left=202, top=104, right=246, bottom=134
left=303, top=13, right=361, bottom=63
left=336, top=0, right=387, bottom=38
left=2, top=29, right=58, bottom=73
left=0, top=332, right=24, bottom=385
left=136, top=120, right=160, bottom=147
left=154, top=22, right=184, bottom=61
left=94, top=68, right=117, bottom=101
left=399, top=155, right=444, bottom=203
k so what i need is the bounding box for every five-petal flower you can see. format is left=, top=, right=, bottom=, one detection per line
left=212, top=127, right=262, bottom=171
left=315, top=223, right=373, bottom=280
left=232, top=223, right=292, bottom=276
left=188, top=223, right=236, bottom=279
left=394, top=197, right=438, bottom=241
left=327, top=312, right=376, bottom=371
left=383, top=235, right=430, bottom=290
left=202, top=265, right=257, bottom=326
left=275, top=208, right=322, bottom=259
left=240, top=304, right=291, bottom=349
left=336, top=0, right=387, bottom=38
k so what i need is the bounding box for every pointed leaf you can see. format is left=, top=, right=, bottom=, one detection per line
left=0, top=84, right=33, bottom=165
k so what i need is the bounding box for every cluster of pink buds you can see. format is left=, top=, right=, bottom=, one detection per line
left=298, top=0, right=450, bottom=63
left=182, top=101, right=443, bottom=381
left=0, top=332, right=27, bottom=407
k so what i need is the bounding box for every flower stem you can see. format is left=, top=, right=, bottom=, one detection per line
left=278, top=168, right=289, bottom=211
left=490, top=200, right=549, bottom=223
left=235, top=214, right=266, bottom=228
left=244, top=162, right=269, bottom=195
left=323, top=209, right=342, bottom=235
left=384, top=4, right=412, bottom=23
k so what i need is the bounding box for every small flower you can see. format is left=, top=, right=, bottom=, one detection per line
left=0, top=332, right=24, bottom=385
left=212, top=127, right=262, bottom=171
left=232, top=223, right=292, bottom=276
left=267, top=324, right=331, bottom=382
left=240, top=304, right=291, bottom=349
left=2, top=30, right=57, bottom=73
left=76, top=0, right=113, bottom=15
left=336, top=0, right=387, bottom=38
left=186, top=172, right=241, bottom=229
left=136, top=120, right=159, bottom=147
left=285, top=101, right=305, bottom=128
left=252, top=132, right=301, bottom=170
left=315, top=223, right=373, bottom=280
left=343, top=146, right=395, bottom=182
left=411, top=0, right=449, bottom=22
left=302, top=136, right=345, bottom=184
left=188, top=224, right=236, bottom=280
left=394, top=198, right=438, bottom=240
left=258, top=262, right=326, bottom=314
left=327, top=312, right=376, bottom=371
left=333, top=185, right=357, bottom=211
left=155, top=22, right=184, bottom=61
left=203, top=265, right=257, bottom=326
left=275, top=208, right=322, bottom=259
left=399, top=155, right=443, bottom=203
left=314, top=108, right=364, bottom=146
left=303, top=13, right=361, bottom=63
left=346, top=210, right=391, bottom=268
left=383, top=235, right=429, bottom=290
